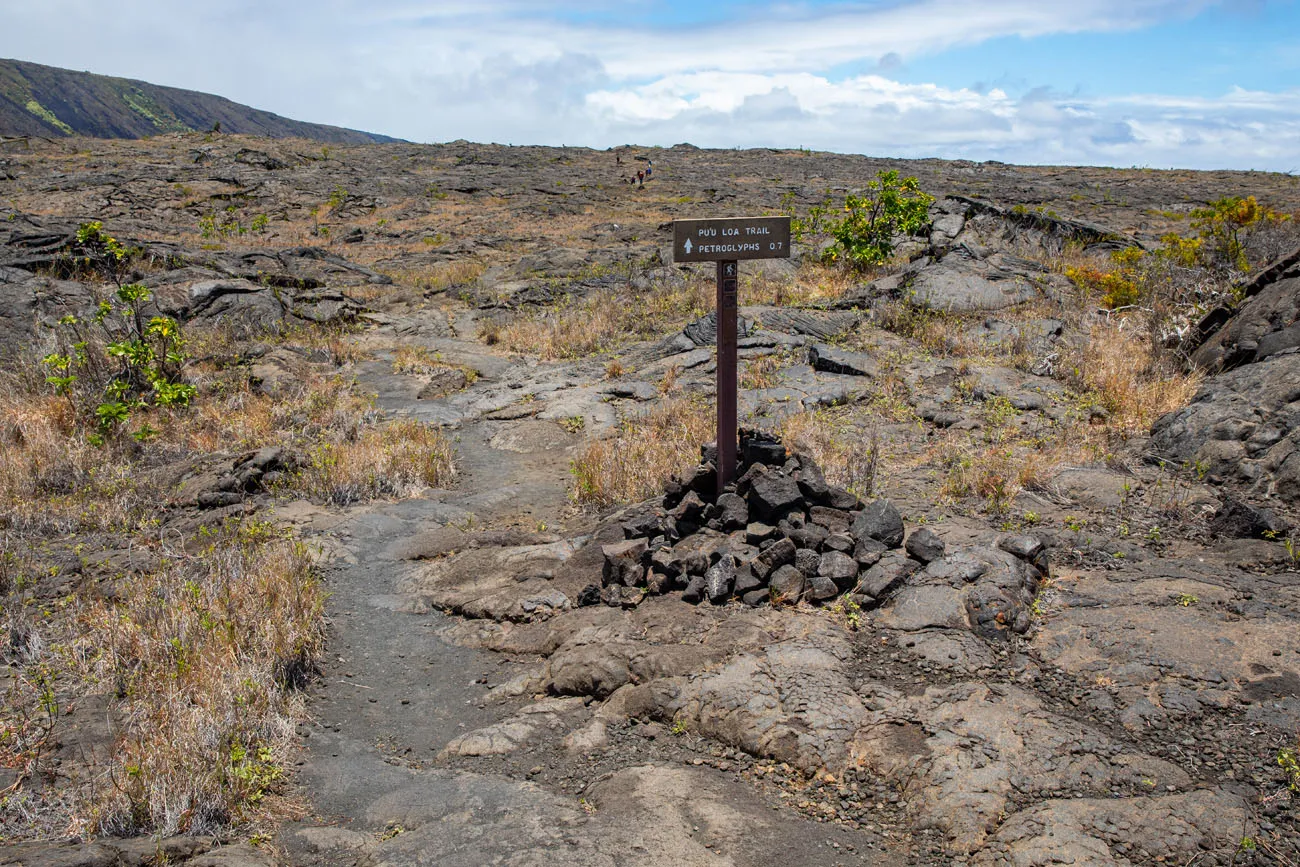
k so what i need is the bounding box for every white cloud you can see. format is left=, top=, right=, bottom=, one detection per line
left=0, top=0, right=1296, bottom=169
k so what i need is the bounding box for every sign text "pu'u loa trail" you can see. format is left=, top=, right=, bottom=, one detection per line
left=672, top=216, right=792, bottom=263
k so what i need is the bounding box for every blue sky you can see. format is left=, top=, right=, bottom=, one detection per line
left=2, top=0, right=1298, bottom=170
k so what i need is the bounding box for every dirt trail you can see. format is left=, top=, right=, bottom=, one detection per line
left=279, top=333, right=892, bottom=866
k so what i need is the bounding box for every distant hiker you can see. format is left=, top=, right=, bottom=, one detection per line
left=637, top=170, right=644, bottom=186
left=646, top=160, right=653, bottom=177
left=616, top=153, right=622, bottom=166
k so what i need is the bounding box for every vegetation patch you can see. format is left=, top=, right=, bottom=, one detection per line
left=291, top=418, right=456, bottom=505
left=23, top=99, right=72, bottom=135
left=570, top=397, right=714, bottom=508
left=783, top=170, right=934, bottom=270
left=482, top=278, right=713, bottom=360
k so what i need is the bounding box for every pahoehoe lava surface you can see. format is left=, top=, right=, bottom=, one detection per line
left=2, top=134, right=1299, bottom=867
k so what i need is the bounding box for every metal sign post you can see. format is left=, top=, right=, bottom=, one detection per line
left=716, top=259, right=739, bottom=490
left=672, top=216, right=792, bottom=493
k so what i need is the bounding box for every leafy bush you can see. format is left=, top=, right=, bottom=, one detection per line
left=41, top=225, right=196, bottom=444
left=783, top=171, right=933, bottom=270
left=1190, top=195, right=1291, bottom=274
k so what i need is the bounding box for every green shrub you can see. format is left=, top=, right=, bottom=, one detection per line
left=827, top=171, right=933, bottom=269
left=1190, top=196, right=1290, bottom=274
left=784, top=171, right=933, bottom=270
left=41, top=240, right=196, bottom=445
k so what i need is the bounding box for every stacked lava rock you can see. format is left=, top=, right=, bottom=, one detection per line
left=593, top=431, right=948, bottom=609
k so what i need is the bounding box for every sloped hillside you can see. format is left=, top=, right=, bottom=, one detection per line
left=0, top=58, right=400, bottom=143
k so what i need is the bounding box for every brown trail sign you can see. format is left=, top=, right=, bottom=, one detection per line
left=672, top=216, right=792, bottom=493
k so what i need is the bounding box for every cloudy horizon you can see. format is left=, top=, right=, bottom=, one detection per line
left=3, top=0, right=1298, bottom=171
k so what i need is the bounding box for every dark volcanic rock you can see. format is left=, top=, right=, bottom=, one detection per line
left=746, top=470, right=803, bottom=522
left=808, top=506, right=852, bottom=534
left=851, top=500, right=905, bottom=549
left=808, top=343, right=878, bottom=377
left=906, top=248, right=1043, bottom=312
left=683, top=310, right=753, bottom=346
left=806, top=574, right=839, bottom=602
left=601, top=538, right=648, bottom=588
left=704, top=556, right=736, bottom=604
left=768, top=564, right=806, bottom=603
left=1150, top=352, right=1300, bottom=501
left=740, top=429, right=787, bottom=467
left=1152, top=249, right=1300, bottom=501
left=1189, top=245, right=1300, bottom=373
left=1210, top=497, right=1291, bottom=538
left=715, top=492, right=749, bottom=531
left=905, top=528, right=946, bottom=563
left=859, top=552, right=919, bottom=599
left=817, top=550, right=859, bottom=590
left=794, top=547, right=820, bottom=577
left=754, top=537, right=796, bottom=581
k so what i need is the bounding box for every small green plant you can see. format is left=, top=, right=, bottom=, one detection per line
left=1278, top=744, right=1300, bottom=792
left=198, top=205, right=248, bottom=240
left=66, top=220, right=135, bottom=282
left=819, top=171, right=934, bottom=269
left=1175, top=593, right=1199, bottom=607
left=250, top=213, right=269, bottom=234
left=326, top=185, right=348, bottom=210
left=560, top=416, right=586, bottom=434
left=228, top=742, right=282, bottom=807
left=1282, top=536, right=1299, bottom=565
left=670, top=719, right=688, bottom=736
left=826, top=596, right=863, bottom=630
left=41, top=276, right=196, bottom=443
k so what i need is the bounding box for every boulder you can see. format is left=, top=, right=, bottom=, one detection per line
left=808, top=343, right=878, bottom=378
left=859, top=552, right=920, bottom=599
left=818, top=551, right=860, bottom=590
left=905, top=528, right=946, bottom=563
left=1209, top=498, right=1291, bottom=539
left=683, top=309, right=754, bottom=346
left=1150, top=352, right=1300, bottom=501
left=1189, top=246, right=1300, bottom=373
left=746, top=470, right=803, bottom=522
left=906, top=249, right=1041, bottom=313
left=807, top=574, right=840, bottom=602
left=794, top=547, right=820, bottom=577
left=851, top=500, right=905, bottom=549
left=601, top=539, right=648, bottom=588
left=715, top=492, right=749, bottom=531
left=704, top=557, right=736, bottom=604
left=188, top=279, right=287, bottom=335
left=768, top=565, right=806, bottom=604
left=754, top=538, right=796, bottom=581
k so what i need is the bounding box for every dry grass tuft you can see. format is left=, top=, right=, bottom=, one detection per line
left=292, top=419, right=456, bottom=505
left=385, top=258, right=486, bottom=296
left=1072, top=322, right=1201, bottom=434
left=739, top=260, right=862, bottom=307
left=390, top=345, right=478, bottom=384
left=68, top=522, right=325, bottom=837
left=779, top=410, right=879, bottom=498
left=0, top=319, right=456, bottom=840
left=484, top=279, right=713, bottom=359
left=740, top=352, right=790, bottom=390
left=570, top=397, right=715, bottom=508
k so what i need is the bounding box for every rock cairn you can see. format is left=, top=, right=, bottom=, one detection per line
left=589, top=431, right=943, bottom=609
